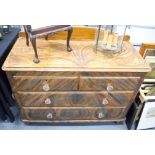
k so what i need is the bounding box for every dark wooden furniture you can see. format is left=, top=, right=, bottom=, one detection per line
left=3, top=27, right=150, bottom=124
left=24, top=25, right=73, bottom=63
left=0, top=28, right=20, bottom=122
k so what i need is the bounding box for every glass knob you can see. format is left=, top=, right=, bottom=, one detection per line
left=46, top=113, right=53, bottom=119
left=102, top=98, right=109, bottom=105
left=107, top=85, right=113, bottom=91
left=43, top=83, right=50, bottom=91
left=98, top=112, right=105, bottom=119
left=44, top=98, right=52, bottom=105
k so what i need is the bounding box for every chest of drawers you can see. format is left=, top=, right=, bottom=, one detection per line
left=2, top=35, right=150, bottom=124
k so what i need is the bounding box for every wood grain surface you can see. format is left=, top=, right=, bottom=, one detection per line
left=21, top=107, right=126, bottom=121
left=3, top=38, right=150, bottom=72
left=12, top=77, right=78, bottom=91
left=15, top=91, right=133, bottom=107
left=79, top=77, right=140, bottom=91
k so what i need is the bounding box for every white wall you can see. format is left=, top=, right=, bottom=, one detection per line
left=117, top=25, right=155, bottom=45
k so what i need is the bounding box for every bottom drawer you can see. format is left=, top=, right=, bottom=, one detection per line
left=21, top=107, right=126, bottom=122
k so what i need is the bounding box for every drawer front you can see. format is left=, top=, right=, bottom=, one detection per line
left=79, top=77, right=140, bottom=91
left=80, top=72, right=144, bottom=77
left=13, top=77, right=78, bottom=91
left=11, top=71, right=77, bottom=77
left=17, top=92, right=133, bottom=107
left=21, top=107, right=125, bottom=121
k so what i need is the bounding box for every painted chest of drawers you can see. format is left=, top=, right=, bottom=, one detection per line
left=2, top=36, right=150, bottom=123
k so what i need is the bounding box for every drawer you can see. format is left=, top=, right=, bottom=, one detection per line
left=80, top=72, right=144, bottom=77
left=12, top=77, right=78, bottom=91
left=79, top=77, right=140, bottom=91
left=16, top=91, right=133, bottom=107
left=21, top=107, right=126, bottom=121
left=11, top=71, right=77, bottom=77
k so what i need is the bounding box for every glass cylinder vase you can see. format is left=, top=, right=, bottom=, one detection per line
left=95, top=25, right=128, bottom=53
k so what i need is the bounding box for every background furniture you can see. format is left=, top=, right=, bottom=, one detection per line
left=20, top=26, right=130, bottom=41
left=3, top=27, right=150, bottom=124
left=137, top=45, right=155, bottom=129
left=0, top=27, right=20, bottom=122
left=126, top=43, right=155, bottom=129
left=139, top=43, right=155, bottom=57
left=24, top=25, right=73, bottom=63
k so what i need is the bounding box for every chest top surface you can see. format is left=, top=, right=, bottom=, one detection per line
left=2, top=37, right=150, bottom=72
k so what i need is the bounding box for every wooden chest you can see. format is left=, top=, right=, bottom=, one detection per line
left=2, top=33, right=150, bottom=124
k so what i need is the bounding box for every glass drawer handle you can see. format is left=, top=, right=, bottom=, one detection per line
left=46, top=113, right=53, bottom=119
left=43, top=83, right=50, bottom=91
left=44, top=98, right=52, bottom=105
left=102, top=98, right=109, bottom=105
left=98, top=112, right=105, bottom=119
left=107, top=85, right=113, bottom=91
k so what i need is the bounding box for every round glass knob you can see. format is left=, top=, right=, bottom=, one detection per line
left=43, top=83, right=50, bottom=91
left=102, top=98, right=109, bottom=105
left=98, top=112, right=105, bottom=119
left=44, top=98, right=52, bottom=105
left=46, top=113, right=53, bottom=119
left=107, top=85, right=113, bottom=91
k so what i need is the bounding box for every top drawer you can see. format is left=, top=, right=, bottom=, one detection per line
left=12, top=77, right=78, bottom=92
left=79, top=76, right=140, bottom=91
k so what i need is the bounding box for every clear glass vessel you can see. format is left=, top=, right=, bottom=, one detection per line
left=95, top=25, right=128, bottom=53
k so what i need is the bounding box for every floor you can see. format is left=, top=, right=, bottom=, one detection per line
left=0, top=106, right=128, bottom=130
